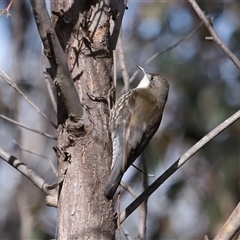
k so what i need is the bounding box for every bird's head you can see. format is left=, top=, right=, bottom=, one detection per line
left=136, top=65, right=169, bottom=91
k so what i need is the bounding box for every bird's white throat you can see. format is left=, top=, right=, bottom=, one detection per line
left=136, top=74, right=150, bottom=88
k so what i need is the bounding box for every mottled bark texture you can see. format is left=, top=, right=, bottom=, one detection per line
left=51, top=1, right=115, bottom=239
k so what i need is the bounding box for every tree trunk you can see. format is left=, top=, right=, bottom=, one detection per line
left=51, top=1, right=115, bottom=239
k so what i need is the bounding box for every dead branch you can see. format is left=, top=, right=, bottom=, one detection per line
left=120, top=182, right=138, bottom=198
left=30, top=0, right=83, bottom=120
left=0, top=147, right=58, bottom=207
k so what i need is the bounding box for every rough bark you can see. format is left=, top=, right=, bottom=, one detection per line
left=50, top=1, right=115, bottom=239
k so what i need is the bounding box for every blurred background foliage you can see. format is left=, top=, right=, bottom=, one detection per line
left=0, top=0, right=240, bottom=239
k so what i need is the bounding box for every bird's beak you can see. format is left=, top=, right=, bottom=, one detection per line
left=137, top=65, right=147, bottom=75
left=137, top=65, right=152, bottom=80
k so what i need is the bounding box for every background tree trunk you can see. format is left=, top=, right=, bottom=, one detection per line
left=51, top=1, right=115, bottom=239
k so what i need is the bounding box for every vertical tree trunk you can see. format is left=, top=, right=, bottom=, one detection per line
left=51, top=1, right=115, bottom=239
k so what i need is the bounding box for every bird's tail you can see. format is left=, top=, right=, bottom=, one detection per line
left=104, top=163, right=124, bottom=200
left=105, top=129, right=126, bottom=200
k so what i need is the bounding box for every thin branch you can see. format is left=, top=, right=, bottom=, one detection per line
left=120, top=182, right=138, bottom=198
left=214, top=202, right=240, bottom=240
left=146, top=22, right=203, bottom=65
left=0, top=146, right=57, bottom=206
left=113, top=50, right=117, bottom=90
left=0, top=69, right=57, bottom=128
left=118, top=30, right=130, bottom=93
left=138, top=154, right=148, bottom=240
left=128, top=22, right=203, bottom=85
left=0, top=114, right=56, bottom=140
left=119, top=109, right=240, bottom=224
left=13, top=140, right=57, bottom=175
left=188, top=0, right=240, bottom=69
left=30, top=0, right=83, bottom=119
left=45, top=77, right=57, bottom=113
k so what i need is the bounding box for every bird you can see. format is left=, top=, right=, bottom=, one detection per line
left=104, top=66, right=169, bottom=200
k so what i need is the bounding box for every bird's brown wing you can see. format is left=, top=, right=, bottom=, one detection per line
left=124, top=89, right=162, bottom=170
left=105, top=89, right=163, bottom=199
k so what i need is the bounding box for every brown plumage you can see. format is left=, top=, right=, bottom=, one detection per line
left=104, top=66, right=169, bottom=200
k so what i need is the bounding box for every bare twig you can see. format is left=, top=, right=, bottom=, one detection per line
left=0, top=114, right=56, bottom=140
left=0, top=69, right=57, bottom=128
left=118, top=30, right=130, bottom=93
left=128, top=22, right=203, bottom=85
left=138, top=154, right=148, bottom=240
left=0, top=147, right=57, bottom=207
left=13, top=140, right=57, bottom=175
left=120, top=182, right=138, bottom=198
left=214, top=202, right=240, bottom=240
left=113, top=50, right=117, bottom=90
left=146, top=22, right=203, bottom=65
left=119, top=110, right=240, bottom=223
left=187, top=0, right=240, bottom=69
left=45, top=78, right=57, bottom=113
